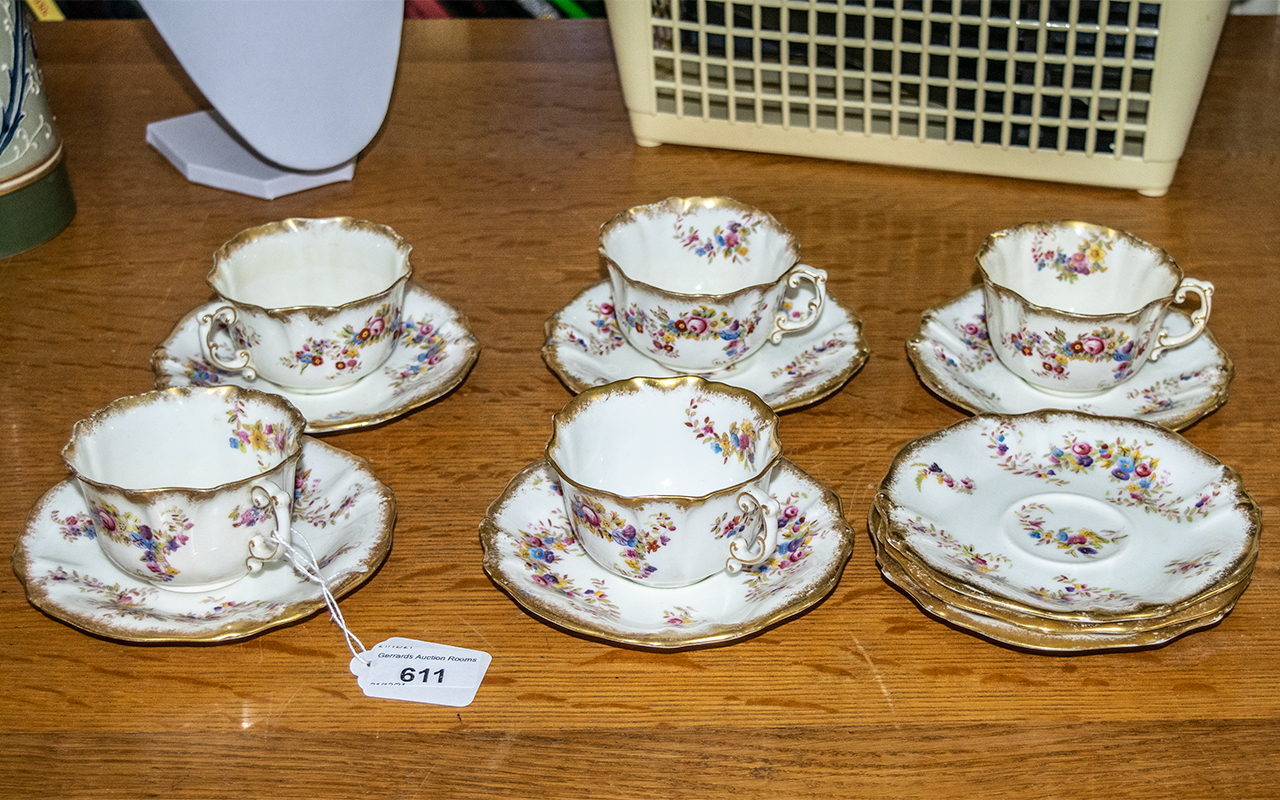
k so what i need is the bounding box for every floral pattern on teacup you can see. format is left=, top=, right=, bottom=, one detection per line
left=623, top=302, right=766, bottom=363
left=293, top=467, right=361, bottom=528
left=985, top=424, right=1224, bottom=522
left=913, top=462, right=974, bottom=494
left=227, top=397, right=294, bottom=469
left=1015, top=502, right=1126, bottom=558
left=1005, top=326, right=1140, bottom=383
left=684, top=395, right=759, bottom=467
left=91, top=502, right=192, bottom=582
left=1032, top=229, right=1117, bottom=283
left=673, top=213, right=763, bottom=263
left=279, top=303, right=399, bottom=379
left=568, top=494, right=675, bottom=581
left=386, top=316, right=449, bottom=394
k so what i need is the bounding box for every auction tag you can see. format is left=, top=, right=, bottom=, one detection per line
left=349, top=637, right=491, bottom=707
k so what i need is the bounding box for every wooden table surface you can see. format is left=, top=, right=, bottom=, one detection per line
left=2, top=16, right=1276, bottom=799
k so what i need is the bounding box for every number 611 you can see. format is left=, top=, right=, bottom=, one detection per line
left=400, top=667, right=444, bottom=683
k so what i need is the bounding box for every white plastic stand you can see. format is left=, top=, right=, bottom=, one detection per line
left=139, top=0, right=402, bottom=200
left=146, top=111, right=355, bottom=200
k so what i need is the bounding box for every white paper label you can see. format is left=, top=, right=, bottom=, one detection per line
left=349, top=637, right=491, bottom=707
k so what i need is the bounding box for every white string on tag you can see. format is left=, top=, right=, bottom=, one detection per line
left=269, top=529, right=371, bottom=666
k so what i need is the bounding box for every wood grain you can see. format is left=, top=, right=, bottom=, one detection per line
left=1, top=17, right=1276, bottom=798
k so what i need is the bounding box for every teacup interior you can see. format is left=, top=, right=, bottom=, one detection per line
left=603, top=204, right=798, bottom=294
left=215, top=223, right=409, bottom=308
left=67, top=391, right=299, bottom=490
left=982, top=224, right=1180, bottom=314
left=550, top=381, right=780, bottom=497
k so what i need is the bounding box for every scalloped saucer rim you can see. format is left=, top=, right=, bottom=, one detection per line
left=480, top=458, right=855, bottom=649
left=907, top=287, right=1232, bottom=431
left=152, top=284, right=480, bottom=433
left=12, top=437, right=395, bottom=643
left=542, top=280, right=869, bottom=413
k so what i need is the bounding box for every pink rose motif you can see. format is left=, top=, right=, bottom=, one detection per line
left=369, top=317, right=387, bottom=337
left=685, top=317, right=709, bottom=335
left=1071, top=252, right=1087, bottom=265
left=963, top=323, right=980, bottom=336
left=96, top=508, right=117, bottom=533
left=1071, top=442, right=1092, bottom=456
left=1082, top=337, right=1106, bottom=355
left=578, top=504, right=600, bottom=527
left=1134, top=463, right=1152, bottom=478
left=782, top=505, right=800, bottom=519
left=599, top=303, right=614, bottom=317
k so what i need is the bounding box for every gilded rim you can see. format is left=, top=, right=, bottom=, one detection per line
left=870, top=527, right=1245, bottom=653
left=13, top=437, right=396, bottom=643
left=150, top=286, right=482, bottom=434
left=545, top=376, right=783, bottom=507
left=904, top=288, right=1235, bottom=431
left=208, top=217, right=414, bottom=320
left=541, top=280, right=870, bottom=413
left=976, top=220, right=1185, bottom=322
left=479, top=458, right=854, bottom=649
left=600, top=196, right=802, bottom=300
left=62, top=386, right=307, bottom=499
left=869, top=500, right=1252, bottom=635
left=875, top=409, right=1262, bottom=622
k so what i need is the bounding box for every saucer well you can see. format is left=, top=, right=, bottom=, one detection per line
left=907, top=287, right=1232, bottom=430
left=153, top=284, right=480, bottom=433
left=12, top=438, right=395, bottom=643
left=480, top=458, right=854, bottom=649
left=543, top=280, right=869, bottom=412
left=873, top=411, right=1260, bottom=629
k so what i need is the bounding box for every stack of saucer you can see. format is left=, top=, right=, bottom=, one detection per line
left=869, top=410, right=1261, bottom=652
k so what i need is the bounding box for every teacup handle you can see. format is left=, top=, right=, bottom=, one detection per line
left=1149, top=278, right=1214, bottom=362
left=245, top=481, right=292, bottom=571
left=198, top=305, right=258, bottom=379
left=768, top=266, right=828, bottom=344
left=725, top=489, right=779, bottom=573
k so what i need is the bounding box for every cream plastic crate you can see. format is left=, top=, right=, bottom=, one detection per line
left=604, top=0, right=1228, bottom=196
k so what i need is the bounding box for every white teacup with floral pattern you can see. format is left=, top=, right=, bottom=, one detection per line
left=198, top=217, right=413, bottom=393
left=978, top=220, right=1213, bottom=396
left=601, top=197, right=827, bottom=373
left=546, top=376, right=783, bottom=589
left=62, top=387, right=306, bottom=592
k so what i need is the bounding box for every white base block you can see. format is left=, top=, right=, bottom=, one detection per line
left=145, top=111, right=355, bottom=200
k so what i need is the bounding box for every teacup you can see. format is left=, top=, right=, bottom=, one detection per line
left=978, top=220, right=1213, bottom=395
left=601, top=197, right=827, bottom=373
left=62, top=386, right=306, bottom=592
left=546, top=376, right=784, bottom=588
left=198, top=217, right=413, bottom=393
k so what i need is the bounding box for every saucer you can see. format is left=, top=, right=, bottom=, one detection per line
left=12, top=438, right=395, bottom=643
left=872, top=534, right=1247, bottom=652
left=480, top=458, right=854, bottom=648
left=907, top=288, right=1233, bottom=430
left=153, top=284, right=480, bottom=433
left=874, top=411, right=1260, bottom=625
left=543, top=280, right=869, bottom=412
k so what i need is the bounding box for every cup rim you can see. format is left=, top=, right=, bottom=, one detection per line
left=207, top=217, right=414, bottom=319
left=545, top=376, right=784, bottom=506
left=599, top=197, right=802, bottom=300
left=975, top=220, right=1185, bottom=321
left=62, top=386, right=307, bottom=500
